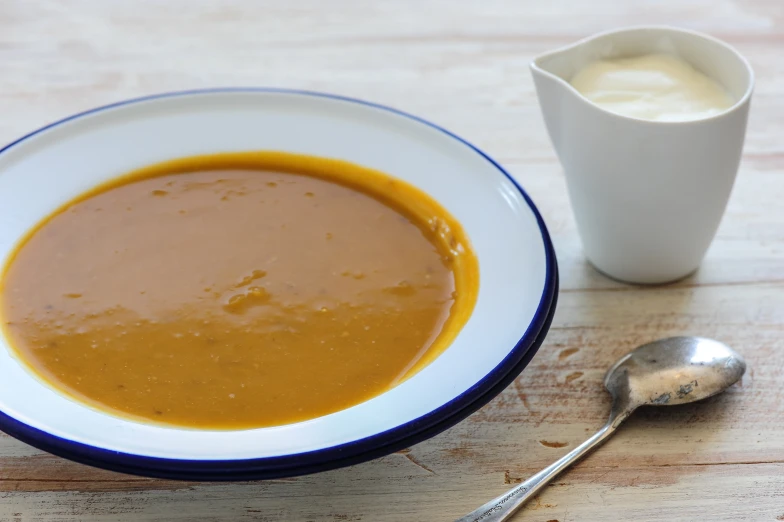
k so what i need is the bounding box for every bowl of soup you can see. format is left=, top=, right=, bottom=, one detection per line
left=0, top=89, right=557, bottom=479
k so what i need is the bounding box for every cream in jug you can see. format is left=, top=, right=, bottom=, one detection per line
left=570, top=53, right=735, bottom=121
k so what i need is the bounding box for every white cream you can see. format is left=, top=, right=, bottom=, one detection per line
left=569, top=53, right=735, bottom=121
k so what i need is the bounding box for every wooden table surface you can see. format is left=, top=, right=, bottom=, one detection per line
left=1, top=1, right=783, bottom=520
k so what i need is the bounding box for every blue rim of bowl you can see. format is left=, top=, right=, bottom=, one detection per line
left=0, top=88, right=559, bottom=480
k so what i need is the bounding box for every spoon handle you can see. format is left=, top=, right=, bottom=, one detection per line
left=455, top=419, right=621, bottom=522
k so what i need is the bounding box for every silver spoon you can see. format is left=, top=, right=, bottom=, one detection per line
left=457, top=336, right=746, bottom=522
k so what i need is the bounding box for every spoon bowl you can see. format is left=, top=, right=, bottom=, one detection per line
left=606, top=336, right=746, bottom=410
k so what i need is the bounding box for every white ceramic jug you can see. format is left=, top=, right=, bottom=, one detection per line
left=531, top=26, right=754, bottom=284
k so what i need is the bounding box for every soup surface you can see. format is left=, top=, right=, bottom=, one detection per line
left=0, top=152, right=477, bottom=429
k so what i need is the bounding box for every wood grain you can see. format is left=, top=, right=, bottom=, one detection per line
left=1, top=0, right=783, bottom=520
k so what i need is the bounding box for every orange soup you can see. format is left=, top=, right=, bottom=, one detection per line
left=0, top=152, right=478, bottom=429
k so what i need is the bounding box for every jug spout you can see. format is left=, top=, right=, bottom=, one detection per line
left=530, top=43, right=585, bottom=83
left=529, top=35, right=610, bottom=157
left=529, top=49, right=578, bottom=157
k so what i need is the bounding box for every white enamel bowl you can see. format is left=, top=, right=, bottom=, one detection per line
left=0, top=89, right=557, bottom=480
